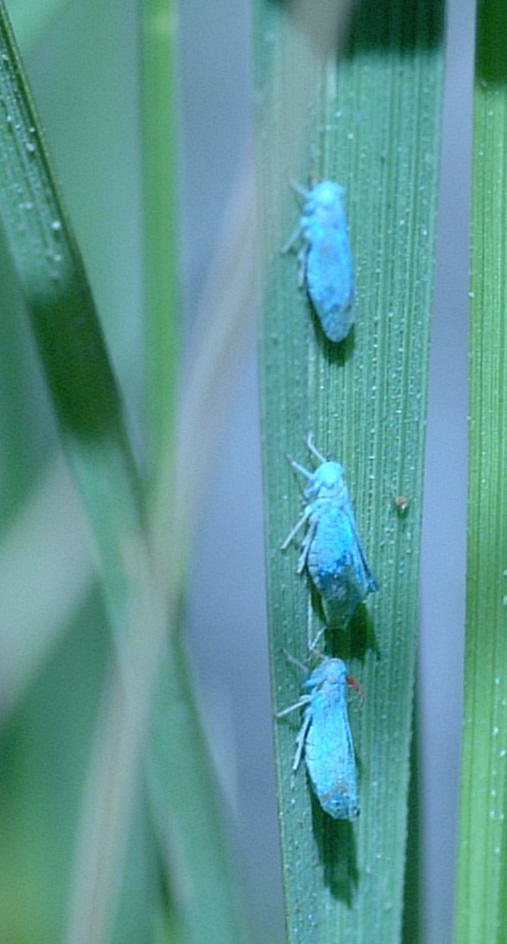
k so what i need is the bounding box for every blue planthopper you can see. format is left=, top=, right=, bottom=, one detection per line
left=282, top=180, right=354, bottom=344
left=278, top=657, right=360, bottom=819
left=282, top=438, right=378, bottom=631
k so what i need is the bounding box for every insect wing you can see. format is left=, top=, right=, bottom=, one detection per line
left=351, top=517, right=379, bottom=595
left=307, top=501, right=355, bottom=593
left=303, top=660, right=359, bottom=820
left=302, top=182, right=354, bottom=344
left=305, top=230, right=354, bottom=343
left=307, top=489, right=377, bottom=627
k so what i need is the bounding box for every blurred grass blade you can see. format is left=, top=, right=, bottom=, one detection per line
left=142, top=162, right=255, bottom=944
left=254, top=0, right=444, bottom=940
left=147, top=639, right=246, bottom=944
left=0, top=5, right=167, bottom=940
left=6, top=0, right=73, bottom=55
left=0, top=455, right=94, bottom=716
left=0, top=6, right=163, bottom=941
left=455, top=1, right=507, bottom=941
left=0, top=2, right=144, bottom=611
left=141, top=0, right=180, bottom=493
left=139, top=3, right=249, bottom=942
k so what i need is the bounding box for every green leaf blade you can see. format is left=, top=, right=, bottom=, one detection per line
left=255, top=0, right=444, bottom=940
left=455, top=1, right=507, bottom=940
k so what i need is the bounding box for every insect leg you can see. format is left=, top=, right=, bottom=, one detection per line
left=306, top=434, right=327, bottom=464
left=282, top=648, right=308, bottom=674
left=276, top=696, right=309, bottom=719
left=281, top=222, right=302, bottom=255
left=296, top=245, right=307, bottom=288
left=308, top=623, right=326, bottom=653
left=281, top=507, right=310, bottom=551
left=289, top=179, right=309, bottom=200
left=296, top=521, right=315, bottom=573
left=293, top=709, right=312, bottom=772
left=287, top=456, right=314, bottom=481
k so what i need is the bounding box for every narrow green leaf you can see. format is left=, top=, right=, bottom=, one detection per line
left=254, top=0, right=444, bottom=940
left=147, top=640, right=247, bottom=944
left=0, top=8, right=159, bottom=940
left=0, top=1, right=144, bottom=620
left=140, top=0, right=180, bottom=491
left=455, top=1, right=507, bottom=940
left=138, top=5, right=248, bottom=942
